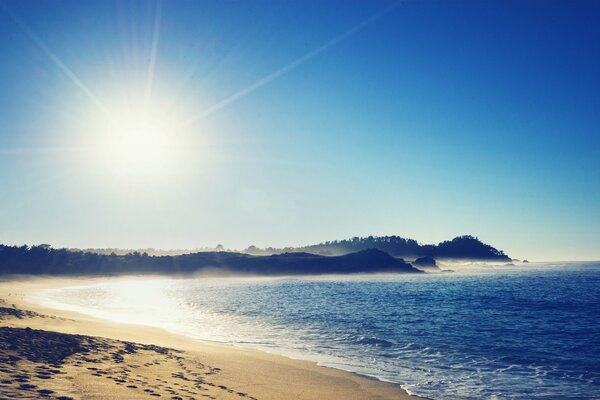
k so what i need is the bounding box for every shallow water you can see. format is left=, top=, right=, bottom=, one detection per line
left=37, top=263, right=600, bottom=399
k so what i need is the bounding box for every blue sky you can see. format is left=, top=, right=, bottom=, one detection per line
left=0, top=0, right=599, bottom=260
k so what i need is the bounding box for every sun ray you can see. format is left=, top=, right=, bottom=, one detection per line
left=0, top=146, right=82, bottom=155
left=178, top=1, right=401, bottom=129
left=2, top=6, right=114, bottom=122
left=144, top=0, right=162, bottom=111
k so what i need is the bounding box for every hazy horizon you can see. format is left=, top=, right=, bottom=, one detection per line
left=2, top=235, right=599, bottom=263
left=1, top=1, right=599, bottom=262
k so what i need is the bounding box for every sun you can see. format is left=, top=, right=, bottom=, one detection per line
left=87, top=95, right=188, bottom=182
left=107, top=108, right=175, bottom=176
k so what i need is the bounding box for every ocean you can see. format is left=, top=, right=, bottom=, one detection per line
left=36, top=262, right=600, bottom=400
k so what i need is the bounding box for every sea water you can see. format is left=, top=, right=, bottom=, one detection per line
left=36, top=263, right=600, bottom=400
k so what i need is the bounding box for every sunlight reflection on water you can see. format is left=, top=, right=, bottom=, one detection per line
left=36, top=263, right=600, bottom=400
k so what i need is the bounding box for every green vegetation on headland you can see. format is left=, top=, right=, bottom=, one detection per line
left=242, top=235, right=510, bottom=260
left=0, top=235, right=509, bottom=276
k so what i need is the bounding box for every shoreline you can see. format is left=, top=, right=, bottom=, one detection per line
left=0, top=275, right=423, bottom=400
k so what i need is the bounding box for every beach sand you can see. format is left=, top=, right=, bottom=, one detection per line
left=0, top=277, right=420, bottom=400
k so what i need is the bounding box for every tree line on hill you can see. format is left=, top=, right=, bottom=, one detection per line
left=0, top=235, right=509, bottom=276
left=243, top=235, right=510, bottom=260
left=75, top=235, right=509, bottom=261
left=0, top=245, right=422, bottom=275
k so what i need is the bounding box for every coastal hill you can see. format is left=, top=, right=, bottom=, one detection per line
left=0, top=235, right=509, bottom=276
left=78, top=235, right=510, bottom=261
left=0, top=246, right=422, bottom=276
left=242, top=235, right=510, bottom=260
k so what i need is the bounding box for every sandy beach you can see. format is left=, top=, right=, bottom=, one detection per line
left=0, top=276, right=420, bottom=400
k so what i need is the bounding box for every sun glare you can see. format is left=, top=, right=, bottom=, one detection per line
left=86, top=94, right=190, bottom=182
left=108, top=108, right=175, bottom=175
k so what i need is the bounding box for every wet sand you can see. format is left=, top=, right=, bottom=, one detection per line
left=0, top=277, right=421, bottom=400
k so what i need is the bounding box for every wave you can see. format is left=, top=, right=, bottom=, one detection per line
left=35, top=264, right=600, bottom=400
left=355, top=336, right=395, bottom=347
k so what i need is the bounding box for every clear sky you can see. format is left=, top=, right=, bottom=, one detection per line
left=0, top=0, right=599, bottom=261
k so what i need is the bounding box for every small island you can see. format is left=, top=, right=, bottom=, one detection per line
left=411, top=256, right=439, bottom=271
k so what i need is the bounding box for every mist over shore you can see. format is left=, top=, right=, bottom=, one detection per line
left=0, top=235, right=509, bottom=276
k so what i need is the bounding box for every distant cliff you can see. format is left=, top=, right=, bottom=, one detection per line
left=243, top=235, right=510, bottom=261
left=0, top=245, right=421, bottom=276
